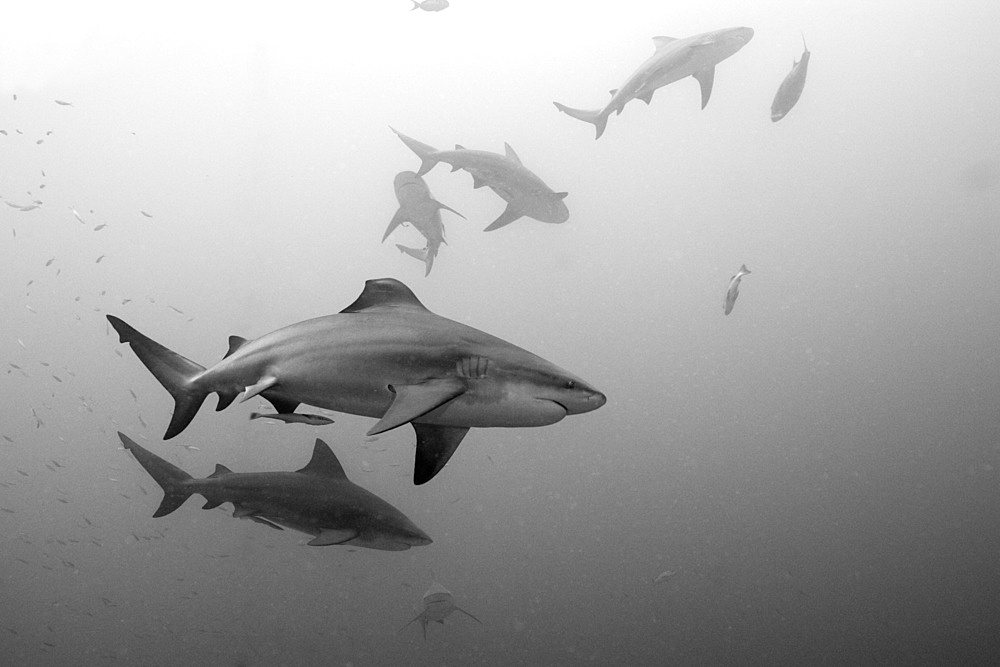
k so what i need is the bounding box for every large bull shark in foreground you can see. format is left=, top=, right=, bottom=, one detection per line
left=383, top=170, right=465, bottom=276
left=554, top=26, right=754, bottom=139
left=119, top=433, right=432, bottom=550
left=391, top=127, right=569, bottom=232
left=107, top=278, right=605, bottom=484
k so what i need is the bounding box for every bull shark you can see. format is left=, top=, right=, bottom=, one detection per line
left=383, top=171, right=465, bottom=276
left=106, top=278, right=605, bottom=484
left=724, top=264, right=751, bottom=315
left=400, top=581, right=482, bottom=639
left=771, top=34, right=810, bottom=122
left=553, top=26, right=754, bottom=139
left=118, top=433, right=432, bottom=551
left=391, top=127, right=569, bottom=232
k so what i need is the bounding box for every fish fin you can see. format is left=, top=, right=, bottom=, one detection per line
left=223, top=336, right=248, bottom=359
left=398, top=612, right=424, bottom=636
left=740, top=264, right=750, bottom=274
left=202, top=499, right=224, bottom=510
left=552, top=102, right=609, bottom=140
left=551, top=191, right=569, bottom=201
left=118, top=432, right=194, bottom=517
left=106, top=316, right=209, bottom=439
left=483, top=204, right=522, bottom=232
left=208, top=464, right=233, bottom=478
left=471, top=175, right=487, bottom=189
left=340, top=278, right=427, bottom=313
left=396, top=244, right=429, bottom=263
left=652, top=35, right=677, bottom=49
left=232, top=506, right=255, bottom=518
left=608, top=88, right=618, bottom=96
left=390, top=127, right=439, bottom=176
left=239, top=376, right=278, bottom=403
left=265, top=396, right=300, bottom=413
left=412, top=423, right=470, bottom=485
left=367, top=379, right=466, bottom=435
left=383, top=207, right=407, bottom=242
left=455, top=144, right=465, bottom=150
left=693, top=66, right=715, bottom=109
left=296, top=439, right=349, bottom=479
left=308, top=529, right=358, bottom=546
left=503, top=143, right=521, bottom=165
left=456, top=607, right=483, bottom=625
left=638, top=89, right=654, bottom=105
left=432, top=199, right=465, bottom=220
left=216, top=390, right=239, bottom=411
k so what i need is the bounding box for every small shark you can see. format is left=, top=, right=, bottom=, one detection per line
left=400, top=581, right=482, bottom=639
left=554, top=27, right=754, bottom=139
left=107, top=278, right=605, bottom=484
left=383, top=171, right=465, bottom=276
left=118, top=433, right=432, bottom=551
left=391, top=128, right=569, bottom=232
left=771, top=34, right=811, bottom=122
left=249, top=411, right=334, bottom=426
left=724, top=264, right=751, bottom=315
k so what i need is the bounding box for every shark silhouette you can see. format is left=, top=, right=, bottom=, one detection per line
left=107, top=278, right=605, bottom=484
left=400, top=581, right=482, bottom=639
left=119, top=433, right=432, bottom=551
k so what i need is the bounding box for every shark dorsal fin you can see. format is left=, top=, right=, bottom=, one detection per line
left=297, top=439, right=349, bottom=479
left=504, top=143, right=522, bottom=165
left=652, top=36, right=676, bottom=49
left=339, top=278, right=428, bottom=313
left=224, top=336, right=248, bottom=359
left=455, top=144, right=465, bottom=150
left=209, top=464, right=233, bottom=478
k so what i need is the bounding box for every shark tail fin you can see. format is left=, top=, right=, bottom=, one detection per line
left=390, top=127, right=440, bottom=176
left=118, top=432, right=195, bottom=517
left=106, top=315, right=209, bottom=439
left=552, top=102, right=609, bottom=139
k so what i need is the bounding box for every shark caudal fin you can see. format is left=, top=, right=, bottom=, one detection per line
left=552, top=102, right=609, bottom=139
left=106, top=315, right=209, bottom=439
left=118, top=432, right=195, bottom=517
left=390, top=127, right=440, bottom=176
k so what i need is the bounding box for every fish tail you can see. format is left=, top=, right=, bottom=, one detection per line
left=118, top=433, right=195, bottom=517
left=390, top=127, right=439, bottom=176
left=106, top=315, right=209, bottom=439
left=552, top=102, right=609, bottom=139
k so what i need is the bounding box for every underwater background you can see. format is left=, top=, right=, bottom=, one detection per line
left=2, top=1, right=998, bottom=664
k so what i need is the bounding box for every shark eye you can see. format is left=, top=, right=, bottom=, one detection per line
left=564, top=380, right=577, bottom=390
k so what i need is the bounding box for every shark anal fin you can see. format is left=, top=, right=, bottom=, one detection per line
left=240, top=376, right=278, bottom=403
left=483, top=204, right=522, bottom=232
left=412, top=423, right=470, bottom=485
left=694, top=66, right=716, bottom=109
left=308, top=529, right=358, bottom=546
left=367, top=379, right=466, bottom=436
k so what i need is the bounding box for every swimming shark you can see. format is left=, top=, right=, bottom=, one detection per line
left=554, top=26, right=754, bottom=139
left=400, top=581, right=482, bottom=639
left=383, top=171, right=465, bottom=276
left=391, top=127, right=569, bottom=232
left=771, top=34, right=810, bottom=122
left=107, top=278, right=605, bottom=484
left=118, top=433, right=432, bottom=551
left=724, top=264, right=751, bottom=315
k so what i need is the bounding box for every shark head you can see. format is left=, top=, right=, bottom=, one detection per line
left=523, top=191, right=570, bottom=224
left=489, top=354, right=606, bottom=425
left=354, top=515, right=433, bottom=551
left=708, top=26, right=754, bottom=58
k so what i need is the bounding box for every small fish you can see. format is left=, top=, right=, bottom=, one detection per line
left=54, top=100, right=73, bottom=106
left=93, top=224, right=107, bottom=231
left=653, top=570, right=677, bottom=583
left=140, top=210, right=153, bottom=218
left=724, top=264, right=751, bottom=315
left=70, top=207, right=86, bottom=224
left=96, top=255, right=105, bottom=263
left=45, top=257, right=55, bottom=267
left=249, top=412, right=334, bottom=426
left=411, top=0, right=449, bottom=11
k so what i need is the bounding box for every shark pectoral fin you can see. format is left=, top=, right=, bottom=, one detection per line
left=412, top=423, right=470, bottom=485
left=471, top=175, right=487, bottom=189
left=239, top=376, right=278, bottom=403
left=433, top=199, right=466, bottom=220
left=308, top=529, right=358, bottom=546
left=367, top=379, right=466, bottom=436
left=638, top=89, right=654, bottom=105
left=694, top=66, right=716, bottom=109
left=483, top=204, right=522, bottom=232
left=383, top=208, right=407, bottom=242
left=265, top=396, right=300, bottom=414
left=456, top=607, right=483, bottom=625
